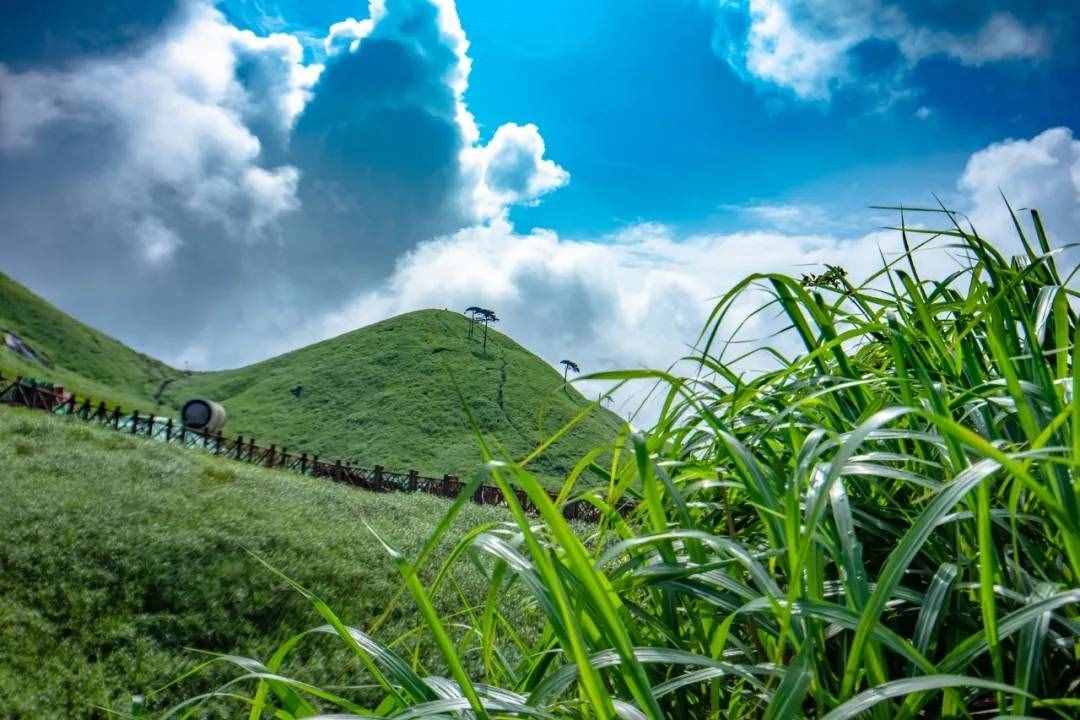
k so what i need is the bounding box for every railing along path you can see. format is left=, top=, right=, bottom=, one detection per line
left=0, top=374, right=635, bottom=522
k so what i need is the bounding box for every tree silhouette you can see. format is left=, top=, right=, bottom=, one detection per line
left=464, top=306, right=484, bottom=339
left=559, top=359, right=580, bottom=382
left=478, top=308, right=498, bottom=354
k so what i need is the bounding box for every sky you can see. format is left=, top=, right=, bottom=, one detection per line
left=2, top=0, right=1079, bottom=416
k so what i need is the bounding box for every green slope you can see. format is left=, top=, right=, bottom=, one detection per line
left=0, top=408, right=529, bottom=718
left=162, top=310, right=624, bottom=485
left=0, top=272, right=173, bottom=409
left=0, top=272, right=624, bottom=485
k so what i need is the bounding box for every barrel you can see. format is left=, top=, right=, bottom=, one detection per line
left=180, top=399, right=227, bottom=433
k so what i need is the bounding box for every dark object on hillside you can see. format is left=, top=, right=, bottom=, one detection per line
left=290, top=385, right=303, bottom=399
left=474, top=308, right=499, bottom=353
left=3, top=330, right=52, bottom=367
left=181, top=398, right=227, bottom=433
left=559, top=359, right=580, bottom=382
left=464, top=306, right=486, bottom=339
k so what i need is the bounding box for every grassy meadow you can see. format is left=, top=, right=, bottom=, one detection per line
left=161, top=309, right=624, bottom=486
left=0, top=408, right=535, bottom=718
left=0, top=271, right=622, bottom=486
left=156, top=207, right=1080, bottom=718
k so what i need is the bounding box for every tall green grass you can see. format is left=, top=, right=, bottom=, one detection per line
left=168, top=205, right=1080, bottom=718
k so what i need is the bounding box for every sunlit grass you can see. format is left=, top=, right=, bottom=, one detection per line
left=168, top=203, right=1079, bottom=717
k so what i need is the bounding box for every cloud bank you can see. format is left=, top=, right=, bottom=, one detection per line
left=0, top=0, right=566, bottom=367
left=710, top=0, right=1048, bottom=100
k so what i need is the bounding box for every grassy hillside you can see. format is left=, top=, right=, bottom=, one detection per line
left=0, top=407, right=528, bottom=718
left=0, top=272, right=173, bottom=410
left=0, top=271, right=625, bottom=485
left=162, top=310, right=623, bottom=485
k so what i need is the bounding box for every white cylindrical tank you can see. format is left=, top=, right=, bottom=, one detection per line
left=181, top=399, right=227, bottom=434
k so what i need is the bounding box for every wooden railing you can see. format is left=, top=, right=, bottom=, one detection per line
left=0, top=373, right=636, bottom=522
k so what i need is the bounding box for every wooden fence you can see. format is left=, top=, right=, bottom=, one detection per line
left=0, top=374, right=635, bottom=522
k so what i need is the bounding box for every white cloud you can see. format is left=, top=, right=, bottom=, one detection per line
left=0, top=0, right=319, bottom=261
left=722, top=202, right=834, bottom=232
left=960, top=127, right=1080, bottom=250
left=713, top=1, right=1047, bottom=100
left=305, top=217, right=893, bottom=419
left=464, top=122, right=570, bottom=219
left=325, top=0, right=566, bottom=223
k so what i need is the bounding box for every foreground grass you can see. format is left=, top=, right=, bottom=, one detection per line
left=173, top=206, right=1080, bottom=718
left=0, top=408, right=531, bottom=718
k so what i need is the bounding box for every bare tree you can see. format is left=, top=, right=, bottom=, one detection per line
left=559, top=359, right=580, bottom=383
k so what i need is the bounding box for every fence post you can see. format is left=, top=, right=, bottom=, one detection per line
left=165, top=418, right=173, bottom=442
left=146, top=414, right=154, bottom=438
left=234, top=436, right=244, bottom=459
left=179, top=423, right=187, bottom=445
left=247, top=438, right=256, bottom=462
left=312, top=455, right=320, bottom=476
left=299, top=452, right=308, bottom=474
left=267, top=444, right=276, bottom=467
left=129, top=409, right=138, bottom=434
left=374, top=464, right=384, bottom=488
left=334, top=459, right=342, bottom=481
left=280, top=448, right=288, bottom=468
left=215, top=432, right=223, bottom=455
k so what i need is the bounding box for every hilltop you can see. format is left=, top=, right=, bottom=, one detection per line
left=0, top=272, right=624, bottom=485
left=161, top=310, right=622, bottom=484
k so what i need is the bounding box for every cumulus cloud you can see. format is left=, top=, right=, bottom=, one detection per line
left=318, top=0, right=567, bottom=224
left=0, top=0, right=566, bottom=367
left=464, top=123, right=570, bottom=219
left=295, top=125, right=1080, bottom=420
left=711, top=1, right=1047, bottom=100
left=960, top=127, right=1080, bottom=250
left=303, top=218, right=894, bottom=418
left=0, top=0, right=314, bottom=248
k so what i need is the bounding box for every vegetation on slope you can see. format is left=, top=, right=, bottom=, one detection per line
left=161, top=310, right=624, bottom=484
left=0, top=271, right=623, bottom=485
left=176, top=206, right=1080, bottom=718
left=0, top=272, right=173, bottom=410
left=0, top=408, right=532, bottom=719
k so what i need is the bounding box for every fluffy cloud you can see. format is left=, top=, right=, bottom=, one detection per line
left=0, top=0, right=315, bottom=257
left=319, top=0, right=567, bottom=224
left=464, top=123, right=570, bottom=219
left=711, top=1, right=1047, bottom=100
left=296, top=125, right=1079, bottom=420
left=961, top=127, right=1080, bottom=249
left=305, top=219, right=893, bottom=418
left=0, top=0, right=565, bottom=367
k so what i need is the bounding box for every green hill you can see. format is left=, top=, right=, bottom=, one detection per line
left=0, top=272, right=624, bottom=485
left=0, top=272, right=174, bottom=409
left=0, top=408, right=528, bottom=718
left=161, top=310, right=622, bottom=485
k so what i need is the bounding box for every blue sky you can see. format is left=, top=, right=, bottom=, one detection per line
left=220, top=0, right=1080, bottom=236
left=2, top=0, right=1079, bottom=401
